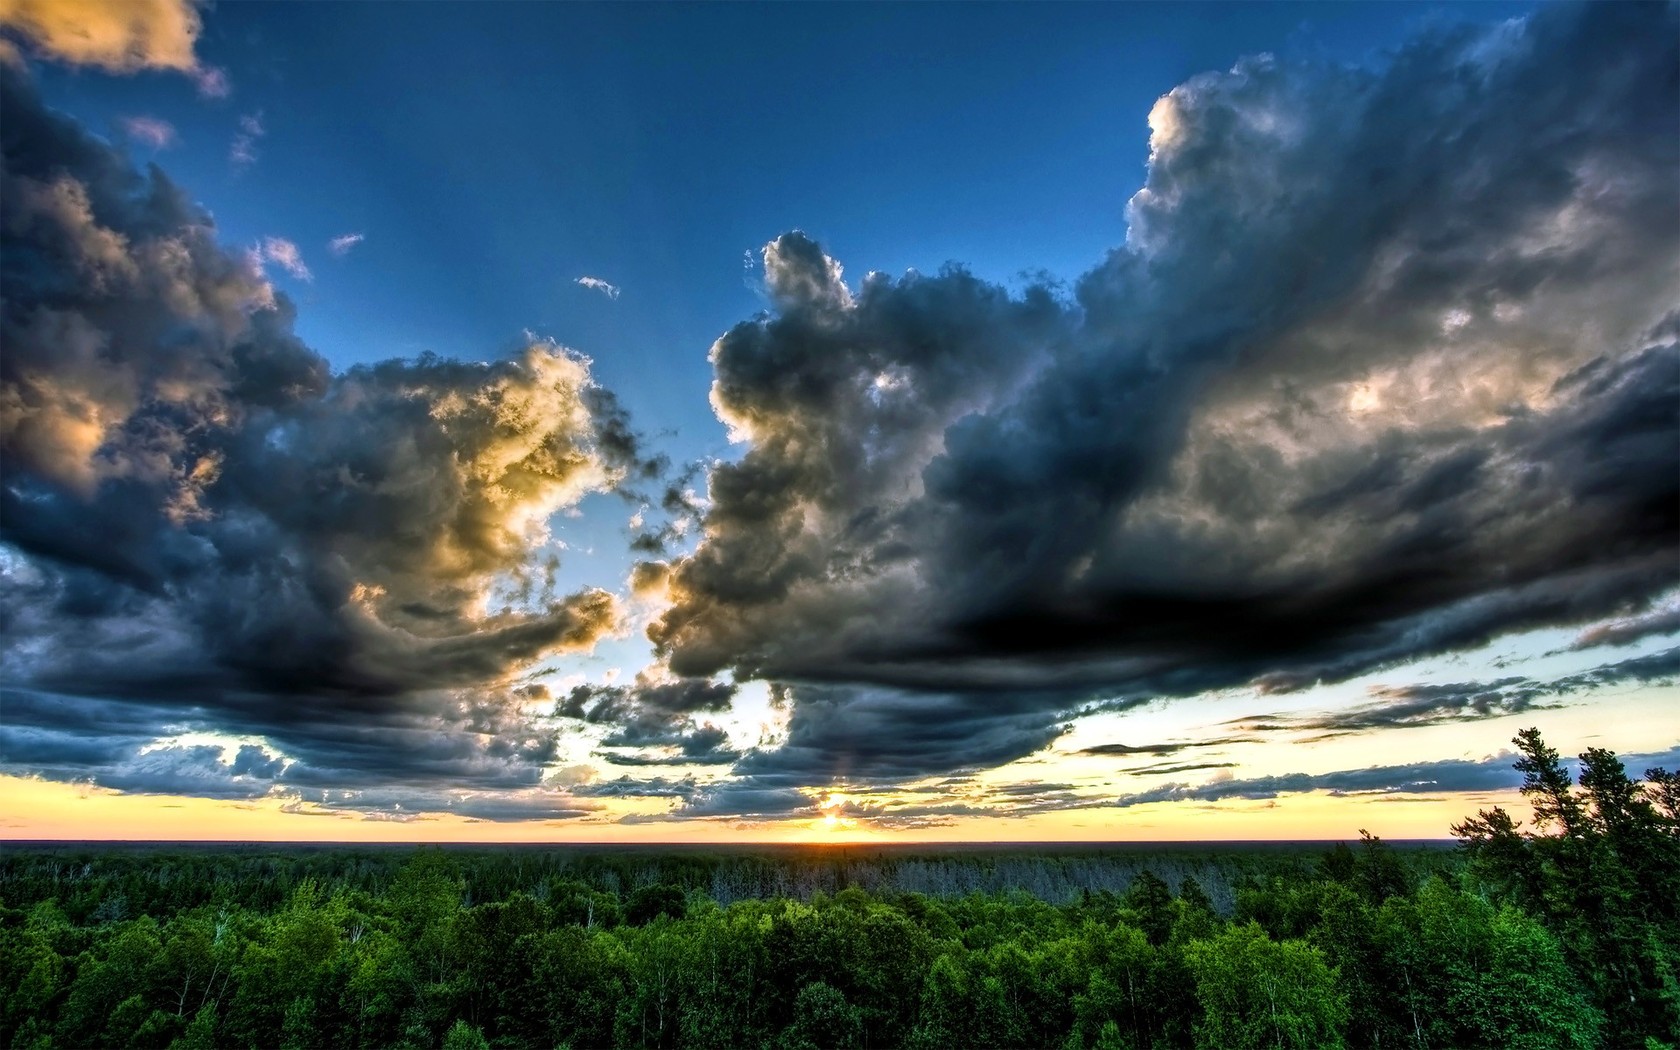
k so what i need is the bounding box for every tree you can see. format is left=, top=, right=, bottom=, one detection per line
left=1184, top=922, right=1348, bottom=1050
left=1123, top=871, right=1175, bottom=947
left=441, top=1018, right=490, bottom=1050
left=626, top=883, right=688, bottom=926
left=1454, top=729, right=1680, bottom=1044
left=780, top=981, right=863, bottom=1050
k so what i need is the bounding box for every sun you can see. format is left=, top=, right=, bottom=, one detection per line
left=810, top=790, right=859, bottom=835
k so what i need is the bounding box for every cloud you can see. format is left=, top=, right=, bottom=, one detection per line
left=0, top=63, right=656, bottom=813
left=1566, top=600, right=1680, bottom=652
left=575, top=276, right=620, bottom=299
left=629, top=560, right=671, bottom=597
left=1232, top=647, right=1680, bottom=739
left=736, top=684, right=1073, bottom=786
left=598, top=722, right=739, bottom=767
left=190, top=64, right=228, bottom=98
left=328, top=232, right=364, bottom=257
left=230, top=111, right=263, bottom=167
left=1122, top=761, right=1237, bottom=777
left=1079, top=737, right=1254, bottom=758
left=640, top=683, right=1076, bottom=818
left=648, top=4, right=1679, bottom=788
left=255, top=236, right=310, bottom=280
left=119, top=116, right=176, bottom=150
left=1106, top=743, right=1680, bottom=809
left=558, top=675, right=741, bottom=766
left=0, top=0, right=200, bottom=73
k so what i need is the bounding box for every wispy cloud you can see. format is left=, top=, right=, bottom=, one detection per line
left=230, top=111, right=264, bottom=168
left=328, top=233, right=364, bottom=257
left=1229, top=648, right=1680, bottom=741
left=255, top=237, right=311, bottom=281
left=575, top=275, right=620, bottom=299
left=1565, top=601, right=1680, bottom=652
left=191, top=65, right=230, bottom=99
left=1106, top=743, right=1680, bottom=810
left=120, top=116, right=177, bottom=150
left=1080, top=737, right=1253, bottom=758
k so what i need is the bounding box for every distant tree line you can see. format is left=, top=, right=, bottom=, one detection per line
left=1, top=730, right=1675, bottom=1049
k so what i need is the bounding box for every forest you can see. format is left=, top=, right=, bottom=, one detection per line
left=2, top=730, right=1676, bottom=1050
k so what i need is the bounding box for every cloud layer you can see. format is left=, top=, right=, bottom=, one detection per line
left=650, top=3, right=1679, bottom=787
left=0, top=64, right=648, bottom=813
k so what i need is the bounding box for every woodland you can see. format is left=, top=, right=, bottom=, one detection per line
left=2, top=731, right=1676, bottom=1050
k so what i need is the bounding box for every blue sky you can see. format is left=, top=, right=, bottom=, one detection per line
left=0, top=0, right=1674, bottom=840
left=32, top=2, right=1528, bottom=410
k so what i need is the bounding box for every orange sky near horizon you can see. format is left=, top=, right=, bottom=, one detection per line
left=0, top=773, right=1520, bottom=845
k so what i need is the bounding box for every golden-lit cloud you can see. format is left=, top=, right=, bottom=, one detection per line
left=0, top=0, right=202, bottom=73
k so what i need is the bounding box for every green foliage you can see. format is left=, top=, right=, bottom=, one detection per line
left=442, top=1018, right=491, bottom=1050
left=1185, top=921, right=1348, bottom=1050
left=781, top=981, right=862, bottom=1050
left=626, top=883, right=689, bottom=926
left=1456, top=728, right=1680, bottom=1045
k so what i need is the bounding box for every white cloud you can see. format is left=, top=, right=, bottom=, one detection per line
left=575, top=275, right=621, bottom=299
left=255, top=237, right=311, bottom=281
left=120, top=116, right=177, bottom=150
left=328, top=233, right=364, bottom=257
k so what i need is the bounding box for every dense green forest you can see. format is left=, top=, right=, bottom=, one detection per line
left=2, top=731, right=1676, bottom=1049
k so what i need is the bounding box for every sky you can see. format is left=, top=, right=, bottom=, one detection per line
left=0, top=0, right=1676, bottom=843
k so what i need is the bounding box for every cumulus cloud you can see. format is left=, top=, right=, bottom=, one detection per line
left=328, top=232, right=364, bottom=257
left=629, top=560, right=671, bottom=597
left=649, top=4, right=1679, bottom=787
left=0, top=63, right=654, bottom=815
left=575, top=275, right=620, bottom=299
left=0, top=0, right=201, bottom=73
left=119, top=116, right=176, bottom=150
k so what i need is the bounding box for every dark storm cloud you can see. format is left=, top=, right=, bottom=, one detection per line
left=0, top=62, right=645, bottom=814
left=731, top=684, right=1073, bottom=786
left=560, top=676, right=736, bottom=724
left=619, top=685, right=1076, bottom=821
left=557, top=675, right=740, bottom=766
left=598, top=726, right=739, bottom=767
left=648, top=3, right=1678, bottom=788
left=575, top=774, right=697, bottom=800
left=1232, top=647, right=1680, bottom=739
left=94, top=744, right=284, bottom=801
